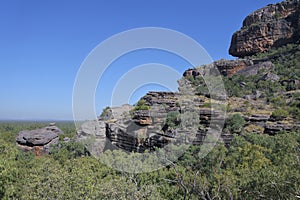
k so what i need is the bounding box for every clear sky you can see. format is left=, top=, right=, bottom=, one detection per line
left=0, top=0, right=282, bottom=120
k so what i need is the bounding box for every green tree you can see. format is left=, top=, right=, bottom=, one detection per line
left=225, top=114, right=246, bottom=134
left=166, top=111, right=181, bottom=129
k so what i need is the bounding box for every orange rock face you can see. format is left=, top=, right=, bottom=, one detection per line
left=139, top=117, right=152, bottom=125
left=229, top=0, right=300, bottom=57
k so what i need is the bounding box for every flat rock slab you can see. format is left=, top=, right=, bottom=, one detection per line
left=17, top=130, right=58, bottom=146
left=16, top=125, right=63, bottom=155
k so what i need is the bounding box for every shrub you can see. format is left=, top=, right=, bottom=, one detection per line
left=134, top=99, right=151, bottom=111
left=50, top=140, right=89, bottom=163
left=99, top=106, right=112, bottom=120
left=203, top=102, right=211, bottom=108
left=225, top=113, right=246, bottom=134
left=271, top=109, right=289, bottom=120
left=166, top=111, right=181, bottom=129
left=269, top=96, right=286, bottom=107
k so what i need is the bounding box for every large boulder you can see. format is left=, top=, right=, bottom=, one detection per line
left=16, top=123, right=63, bottom=156
left=229, top=0, right=300, bottom=57
left=76, top=120, right=107, bottom=157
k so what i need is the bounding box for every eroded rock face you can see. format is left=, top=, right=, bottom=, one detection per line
left=243, top=114, right=300, bottom=135
left=16, top=124, right=63, bottom=156
left=236, top=61, right=274, bottom=76
left=264, top=122, right=294, bottom=135
left=78, top=92, right=228, bottom=153
left=76, top=120, right=107, bottom=157
left=141, top=91, right=180, bottom=110
left=182, top=59, right=275, bottom=78
left=78, top=91, right=300, bottom=155
left=214, top=59, right=252, bottom=76
left=229, top=0, right=300, bottom=57
left=183, top=59, right=252, bottom=77
left=104, top=96, right=182, bottom=153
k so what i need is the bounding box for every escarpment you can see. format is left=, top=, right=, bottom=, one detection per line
left=75, top=0, right=300, bottom=155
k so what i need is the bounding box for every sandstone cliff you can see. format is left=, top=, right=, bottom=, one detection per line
left=229, top=0, right=300, bottom=57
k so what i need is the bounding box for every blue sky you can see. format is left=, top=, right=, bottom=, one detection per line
left=0, top=0, right=282, bottom=120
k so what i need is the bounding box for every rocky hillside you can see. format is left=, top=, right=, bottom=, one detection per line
left=229, top=0, right=300, bottom=57
left=15, top=1, right=299, bottom=157
left=76, top=0, right=300, bottom=156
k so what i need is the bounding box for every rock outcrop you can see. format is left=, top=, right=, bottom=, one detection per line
left=264, top=121, right=294, bottom=135
left=183, top=59, right=252, bottom=77
left=242, top=112, right=300, bottom=135
left=76, top=120, right=107, bottom=157
left=214, top=59, right=251, bottom=76
left=236, top=61, right=274, bottom=76
left=141, top=91, right=180, bottom=110
left=103, top=94, right=184, bottom=153
left=182, top=58, right=276, bottom=78
left=229, top=0, right=300, bottom=57
left=77, top=91, right=229, bottom=154
left=16, top=123, right=63, bottom=156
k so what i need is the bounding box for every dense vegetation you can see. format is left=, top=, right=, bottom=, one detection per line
left=0, top=121, right=299, bottom=199
left=226, top=41, right=300, bottom=97
left=227, top=42, right=300, bottom=121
